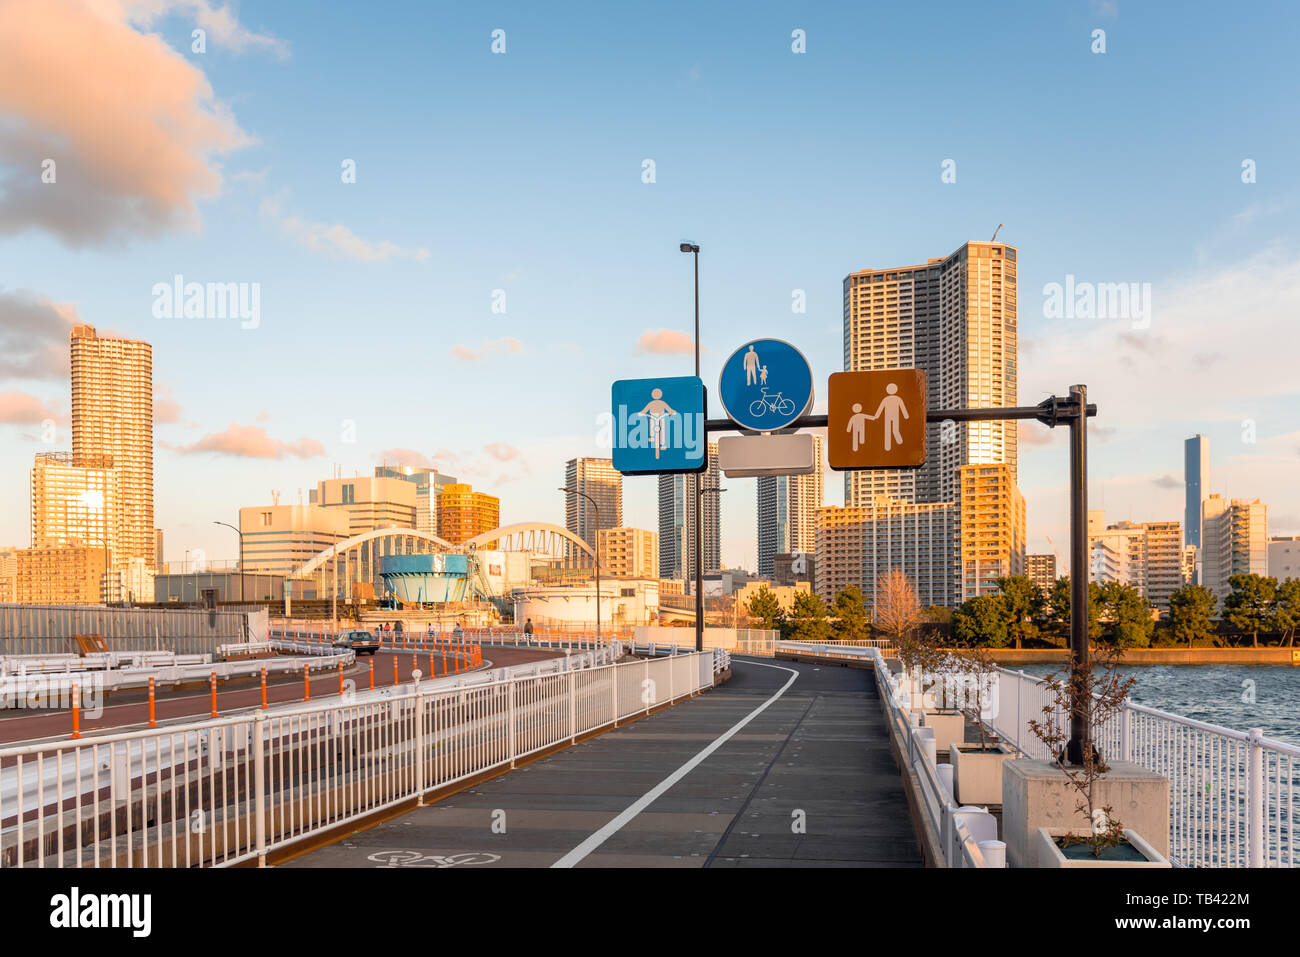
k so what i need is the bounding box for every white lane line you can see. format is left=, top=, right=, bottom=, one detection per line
left=550, top=658, right=800, bottom=868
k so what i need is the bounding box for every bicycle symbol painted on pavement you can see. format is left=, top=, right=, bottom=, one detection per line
left=748, top=388, right=796, bottom=418
left=367, top=849, right=501, bottom=868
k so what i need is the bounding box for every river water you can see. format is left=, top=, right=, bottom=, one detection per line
left=1018, top=663, right=1300, bottom=747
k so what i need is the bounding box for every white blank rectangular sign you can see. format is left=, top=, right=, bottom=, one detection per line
left=718, top=433, right=817, bottom=477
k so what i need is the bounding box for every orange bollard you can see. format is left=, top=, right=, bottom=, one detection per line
left=428, top=647, right=434, bottom=676
left=369, top=656, right=375, bottom=689
left=209, top=671, right=218, bottom=717
left=304, top=665, right=311, bottom=703
left=148, top=676, right=157, bottom=727
left=392, top=655, right=399, bottom=686
left=260, top=667, right=268, bottom=710
left=411, top=652, right=417, bottom=677
left=71, top=682, right=81, bottom=739
left=441, top=640, right=448, bottom=675
left=338, top=661, right=344, bottom=695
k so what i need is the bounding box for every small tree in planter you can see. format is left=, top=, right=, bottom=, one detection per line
left=1027, top=645, right=1137, bottom=858
left=950, top=646, right=999, bottom=749
left=946, top=646, right=1015, bottom=804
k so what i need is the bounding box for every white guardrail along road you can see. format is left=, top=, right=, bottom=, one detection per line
left=0, top=639, right=724, bottom=868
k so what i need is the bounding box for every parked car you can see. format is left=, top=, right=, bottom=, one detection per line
left=333, top=630, right=380, bottom=655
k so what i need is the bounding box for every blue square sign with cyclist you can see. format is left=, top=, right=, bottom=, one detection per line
left=718, top=338, right=814, bottom=432
left=610, top=376, right=708, bottom=475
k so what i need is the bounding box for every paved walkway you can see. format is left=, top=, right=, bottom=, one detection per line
left=283, top=656, right=921, bottom=868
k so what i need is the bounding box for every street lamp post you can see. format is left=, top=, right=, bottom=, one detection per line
left=213, top=520, right=243, bottom=603
left=330, top=541, right=339, bottom=634
left=559, top=487, right=601, bottom=642
left=679, top=242, right=704, bottom=650
left=695, top=485, right=725, bottom=652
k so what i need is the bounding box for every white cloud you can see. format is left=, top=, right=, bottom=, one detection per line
left=260, top=195, right=431, bottom=263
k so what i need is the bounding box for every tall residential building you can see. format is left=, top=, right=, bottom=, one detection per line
left=70, top=325, right=154, bottom=570
left=1087, top=511, right=1183, bottom=612
left=1184, top=435, right=1209, bottom=549
left=565, top=458, right=623, bottom=553
left=1025, top=553, right=1057, bottom=593
left=312, top=475, right=418, bottom=535
left=436, top=483, right=500, bottom=544
left=240, top=504, right=351, bottom=578
left=814, top=497, right=956, bottom=611
left=843, top=241, right=1017, bottom=507
left=1201, top=495, right=1269, bottom=602
left=657, top=442, right=720, bottom=582
left=1269, top=536, right=1300, bottom=582
left=30, top=452, right=117, bottom=553
left=598, top=527, right=657, bottom=578
left=757, top=435, right=824, bottom=579
left=374, top=465, right=458, bottom=534
left=958, top=464, right=1026, bottom=601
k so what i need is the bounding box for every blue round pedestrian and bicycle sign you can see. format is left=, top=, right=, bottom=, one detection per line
left=718, top=338, right=814, bottom=432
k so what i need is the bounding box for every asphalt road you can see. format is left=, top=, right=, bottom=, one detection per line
left=0, top=644, right=562, bottom=746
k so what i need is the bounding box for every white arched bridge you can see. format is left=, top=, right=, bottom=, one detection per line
left=464, top=522, right=594, bottom=563
left=288, top=522, right=596, bottom=601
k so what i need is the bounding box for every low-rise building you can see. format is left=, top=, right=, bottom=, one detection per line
left=15, top=546, right=107, bottom=604
left=1269, top=536, right=1300, bottom=582
left=598, top=526, right=657, bottom=578
left=815, top=497, right=957, bottom=612
left=1087, top=512, right=1184, bottom=611
left=436, top=483, right=500, bottom=544
left=734, top=580, right=811, bottom=618
left=240, top=504, right=351, bottom=578
left=312, top=475, right=418, bottom=535
left=1201, top=495, right=1268, bottom=603
left=1025, top=553, right=1057, bottom=593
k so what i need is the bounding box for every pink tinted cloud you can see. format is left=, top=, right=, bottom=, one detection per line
left=637, top=328, right=694, bottom=355
left=376, top=448, right=435, bottom=470
left=154, top=385, right=184, bottom=425
left=166, top=424, right=325, bottom=460
left=1017, top=422, right=1057, bottom=447
left=449, top=337, right=523, bottom=361
left=483, top=442, right=520, bottom=462
left=0, top=0, right=253, bottom=245
left=0, top=390, right=62, bottom=424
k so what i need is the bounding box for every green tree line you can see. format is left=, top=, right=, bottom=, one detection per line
left=741, top=573, right=1300, bottom=649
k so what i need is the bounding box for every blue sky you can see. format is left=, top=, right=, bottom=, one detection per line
left=2, top=0, right=1299, bottom=573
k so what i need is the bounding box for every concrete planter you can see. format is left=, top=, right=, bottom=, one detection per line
left=950, top=740, right=1014, bottom=805
left=1037, top=827, right=1170, bottom=868
left=1002, top=760, right=1171, bottom=868
left=921, top=710, right=966, bottom=754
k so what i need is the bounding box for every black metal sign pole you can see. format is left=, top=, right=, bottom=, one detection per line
left=1066, top=384, right=1090, bottom=764
left=703, top=389, right=1097, bottom=763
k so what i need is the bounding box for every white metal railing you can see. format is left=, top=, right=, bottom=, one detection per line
left=867, top=649, right=1003, bottom=868
left=0, top=646, right=714, bottom=868
left=987, top=665, right=1300, bottom=868
left=0, top=652, right=212, bottom=676
left=775, top=639, right=896, bottom=660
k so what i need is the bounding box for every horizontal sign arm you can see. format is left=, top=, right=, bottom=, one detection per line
left=705, top=395, right=1096, bottom=434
